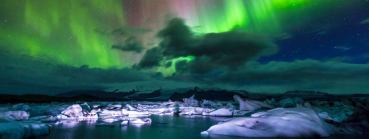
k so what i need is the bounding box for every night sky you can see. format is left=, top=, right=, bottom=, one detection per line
left=0, top=0, right=369, bottom=94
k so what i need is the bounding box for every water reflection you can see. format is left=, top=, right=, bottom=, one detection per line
left=55, top=120, right=80, bottom=128
left=46, top=115, right=247, bottom=139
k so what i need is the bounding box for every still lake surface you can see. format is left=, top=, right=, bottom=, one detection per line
left=40, top=115, right=359, bottom=139
left=42, top=115, right=245, bottom=139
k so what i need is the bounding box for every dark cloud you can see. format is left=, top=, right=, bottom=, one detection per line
left=158, top=18, right=194, bottom=56
left=106, top=26, right=149, bottom=53
left=112, top=37, right=144, bottom=53
left=136, top=47, right=163, bottom=68
left=183, top=31, right=277, bottom=73
left=112, top=27, right=150, bottom=36
left=133, top=19, right=369, bottom=94
left=138, top=18, right=277, bottom=73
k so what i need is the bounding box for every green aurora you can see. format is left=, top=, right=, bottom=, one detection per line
left=0, top=0, right=349, bottom=69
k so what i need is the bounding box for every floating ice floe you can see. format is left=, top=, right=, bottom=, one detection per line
left=147, top=107, right=174, bottom=115
left=180, top=107, right=214, bottom=116
left=55, top=120, right=81, bottom=128
left=202, top=107, right=332, bottom=137
left=57, top=104, right=98, bottom=120
left=123, top=109, right=150, bottom=118
left=203, top=108, right=233, bottom=117
left=99, top=109, right=124, bottom=118
left=101, top=118, right=120, bottom=123
left=121, top=120, right=129, bottom=126
left=0, top=111, right=29, bottom=121
left=232, top=110, right=250, bottom=116
left=125, top=104, right=137, bottom=111
left=129, top=118, right=152, bottom=125
left=59, top=104, right=83, bottom=118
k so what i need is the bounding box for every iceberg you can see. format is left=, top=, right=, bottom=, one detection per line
left=55, top=120, right=81, bottom=128
left=121, top=120, right=129, bottom=126
left=147, top=107, right=174, bottom=115
left=122, top=109, right=150, bottom=118
left=59, top=104, right=83, bottom=119
left=180, top=107, right=213, bottom=116
left=203, top=108, right=233, bottom=117
left=233, top=95, right=271, bottom=111
left=125, top=104, right=137, bottom=111
left=0, top=111, right=29, bottom=121
left=99, top=109, right=124, bottom=118
left=129, top=118, right=152, bottom=125
left=202, top=107, right=332, bottom=137
left=57, top=104, right=98, bottom=120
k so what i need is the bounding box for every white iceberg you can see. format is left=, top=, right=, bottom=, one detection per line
left=0, top=111, right=29, bottom=121
left=121, top=120, right=129, bottom=126
left=99, top=109, right=124, bottom=118
left=202, top=108, right=332, bottom=137
left=105, top=104, right=122, bottom=110
left=57, top=104, right=98, bottom=120
left=180, top=107, right=213, bottom=116
left=203, top=108, right=233, bottom=117
left=101, top=118, right=120, bottom=123
left=233, top=110, right=250, bottom=116
left=147, top=107, right=174, bottom=115
left=122, top=109, right=150, bottom=118
left=233, top=95, right=271, bottom=111
left=125, top=104, right=137, bottom=111
left=55, top=120, right=80, bottom=128
left=59, top=104, right=83, bottom=118
left=129, top=118, right=152, bottom=125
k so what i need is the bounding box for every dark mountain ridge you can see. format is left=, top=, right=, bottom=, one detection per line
left=0, top=87, right=368, bottom=103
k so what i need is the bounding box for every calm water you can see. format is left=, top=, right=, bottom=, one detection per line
left=36, top=115, right=362, bottom=139
left=42, top=115, right=246, bottom=139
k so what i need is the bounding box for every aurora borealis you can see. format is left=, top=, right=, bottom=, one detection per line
left=0, top=0, right=339, bottom=68
left=1, top=0, right=125, bottom=68
left=1, top=0, right=369, bottom=94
